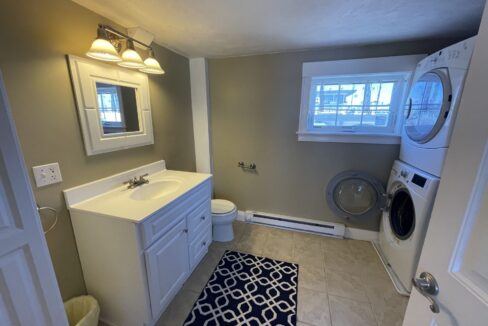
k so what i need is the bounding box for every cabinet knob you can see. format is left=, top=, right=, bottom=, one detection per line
left=202, top=241, right=207, bottom=246
left=201, top=215, right=206, bottom=220
left=183, top=229, right=188, bottom=233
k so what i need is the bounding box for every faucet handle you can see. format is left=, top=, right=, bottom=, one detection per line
left=139, top=173, right=149, bottom=184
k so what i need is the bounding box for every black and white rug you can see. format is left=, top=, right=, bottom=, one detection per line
left=184, top=250, right=298, bottom=326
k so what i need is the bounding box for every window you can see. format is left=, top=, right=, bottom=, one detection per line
left=309, top=74, right=404, bottom=132
left=298, top=55, right=424, bottom=144
left=96, top=83, right=124, bottom=127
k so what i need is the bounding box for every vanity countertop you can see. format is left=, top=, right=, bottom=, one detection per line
left=63, top=161, right=212, bottom=222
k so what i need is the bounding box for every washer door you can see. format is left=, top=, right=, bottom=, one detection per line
left=326, top=171, right=386, bottom=220
left=404, top=69, right=452, bottom=144
left=389, top=188, right=416, bottom=240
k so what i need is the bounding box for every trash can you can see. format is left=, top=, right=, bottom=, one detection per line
left=64, top=295, right=100, bottom=326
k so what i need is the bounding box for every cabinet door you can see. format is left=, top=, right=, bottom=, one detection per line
left=145, top=218, right=189, bottom=319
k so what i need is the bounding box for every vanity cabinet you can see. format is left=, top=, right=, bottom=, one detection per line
left=64, top=164, right=212, bottom=326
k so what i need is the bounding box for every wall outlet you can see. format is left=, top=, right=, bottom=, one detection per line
left=32, top=162, right=63, bottom=187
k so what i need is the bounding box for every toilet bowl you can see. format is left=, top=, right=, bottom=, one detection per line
left=211, top=199, right=238, bottom=242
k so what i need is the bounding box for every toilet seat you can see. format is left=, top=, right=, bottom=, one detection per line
left=211, top=199, right=236, bottom=215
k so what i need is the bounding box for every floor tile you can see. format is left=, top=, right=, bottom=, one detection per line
left=293, top=247, right=326, bottom=269
left=293, top=232, right=324, bottom=252
left=183, top=252, right=220, bottom=293
left=322, top=237, right=351, bottom=255
left=156, top=288, right=200, bottom=326
left=362, top=272, right=409, bottom=326
left=298, top=264, right=327, bottom=292
left=329, top=295, right=377, bottom=326
left=262, top=234, right=295, bottom=262
left=324, top=250, right=360, bottom=274
left=234, top=226, right=267, bottom=256
left=297, top=288, right=331, bottom=326
left=233, top=220, right=247, bottom=239
left=326, top=269, right=369, bottom=302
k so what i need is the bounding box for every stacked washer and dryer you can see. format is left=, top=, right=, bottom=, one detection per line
left=324, top=37, right=475, bottom=295
left=376, top=36, right=476, bottom=295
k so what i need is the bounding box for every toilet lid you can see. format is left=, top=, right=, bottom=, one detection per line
left=211, top=199, right=236, bottom=215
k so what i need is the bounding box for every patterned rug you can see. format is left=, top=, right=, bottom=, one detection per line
left=184, top=250, right=298, bottom=326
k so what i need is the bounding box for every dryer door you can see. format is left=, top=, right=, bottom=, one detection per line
left=404, top=69, right=452, bottom=144
left=326, top=171, right=386, bottom=220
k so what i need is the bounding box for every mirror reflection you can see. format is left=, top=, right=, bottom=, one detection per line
left=96, top=82, right=140, bottom=135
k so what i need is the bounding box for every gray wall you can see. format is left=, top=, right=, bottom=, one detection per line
left=208, top=39, right=460, bottom=231
left=0, top=0, right=195, bottom=300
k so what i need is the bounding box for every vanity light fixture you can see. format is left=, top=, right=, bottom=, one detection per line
left=86, top=24, right=165, bottom=75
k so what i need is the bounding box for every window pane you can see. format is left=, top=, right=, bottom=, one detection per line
left=310, top=77, right=398, bottom=131
left=378, top=83, right=394, bottom=105
left=351, top=84, right=365, bottom=105
left=313, top=106, right=336, bottom=127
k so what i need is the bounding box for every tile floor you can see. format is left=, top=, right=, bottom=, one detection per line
left=156, top=221, right=408, bottom=326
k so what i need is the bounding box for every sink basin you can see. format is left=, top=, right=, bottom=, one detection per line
left=129, top=179, right=182, bottom=201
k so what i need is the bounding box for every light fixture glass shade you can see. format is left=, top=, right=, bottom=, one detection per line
left=118, top=40, right=145, bottom=69
left=140, top=50, right=165, bottom=74
left=86, top=28, right=121, bottom=62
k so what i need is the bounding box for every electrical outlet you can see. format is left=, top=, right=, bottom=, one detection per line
left=32, top=162, right=63, bottom=187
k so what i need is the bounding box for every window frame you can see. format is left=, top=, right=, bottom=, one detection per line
left=298, top=55, right=425, bottom=144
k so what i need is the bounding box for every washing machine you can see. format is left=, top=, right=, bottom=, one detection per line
left=374, top=160, right=440, bottom=296
left=400, top=36, right=476, bottom=177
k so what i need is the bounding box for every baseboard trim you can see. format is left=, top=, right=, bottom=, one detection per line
left=344, top=227, right=379, bottom=241
left=236, top=210, right=379, bottom=241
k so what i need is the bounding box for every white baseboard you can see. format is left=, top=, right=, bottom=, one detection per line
left=344, top=227, right=379, bottom=241
left=235, top=210, right=379, bottom=241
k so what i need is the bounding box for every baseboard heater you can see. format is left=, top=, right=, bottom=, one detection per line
left=241, top=210, right=345, bottom=238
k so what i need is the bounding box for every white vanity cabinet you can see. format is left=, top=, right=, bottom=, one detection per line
left=64, top=161, right=212, bottom=326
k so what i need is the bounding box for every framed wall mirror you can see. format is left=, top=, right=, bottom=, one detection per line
left=68, top=55, right=154, bottom=156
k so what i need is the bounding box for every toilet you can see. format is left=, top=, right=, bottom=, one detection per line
left=211, top=199, right=238, bottom=242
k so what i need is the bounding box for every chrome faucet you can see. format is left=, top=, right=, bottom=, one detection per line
left=124, top=173, right=149, bottom=189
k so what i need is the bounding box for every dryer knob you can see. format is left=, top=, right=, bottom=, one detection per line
left=400, top=170, right=408, bottom=178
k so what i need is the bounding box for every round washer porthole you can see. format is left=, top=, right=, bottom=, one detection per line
left=389, top=188, right=416, bottom=240
left=326, top=171, right=386, bottom=220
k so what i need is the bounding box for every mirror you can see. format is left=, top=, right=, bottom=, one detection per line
left=95, top=83, right=140, bottom=135
left=68, top=55, right=154, bottom=156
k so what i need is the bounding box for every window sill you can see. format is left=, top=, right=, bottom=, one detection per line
left=297, top=131, right=401, bottom=145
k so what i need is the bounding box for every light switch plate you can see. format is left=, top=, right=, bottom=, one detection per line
left=32, top=162, right=63, bottom=187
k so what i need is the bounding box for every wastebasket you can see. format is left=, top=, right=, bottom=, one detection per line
left=64, top=295, right=100, bottom=326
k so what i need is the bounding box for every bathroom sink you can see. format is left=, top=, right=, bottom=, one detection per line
left=129, top=179, right=182, bottom=201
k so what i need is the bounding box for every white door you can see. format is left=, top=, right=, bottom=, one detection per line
left=0, top=73, right=68, bottom=325
left=403, top=5, right=488, bottom=326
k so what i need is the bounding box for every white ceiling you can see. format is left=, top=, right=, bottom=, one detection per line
left=73, top=0, right=485, bottom=58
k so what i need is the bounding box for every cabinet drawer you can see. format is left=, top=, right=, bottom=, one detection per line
left=140, top=180, right=211, bottom=248
left=187, top=200, right=211, bottom=237
left=189, top=227, right=212, bottom=270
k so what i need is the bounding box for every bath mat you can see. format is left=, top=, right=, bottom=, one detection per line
left=183, top=250, right=298, bottom=326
